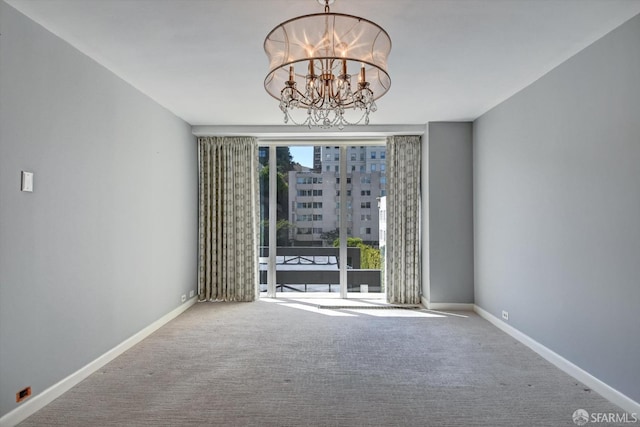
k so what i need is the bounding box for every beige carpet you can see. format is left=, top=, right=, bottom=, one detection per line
left=19, top=299, right=625, bottom=426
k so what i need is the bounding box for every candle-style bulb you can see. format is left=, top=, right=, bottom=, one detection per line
left=289, top=65, right=294, bottom=82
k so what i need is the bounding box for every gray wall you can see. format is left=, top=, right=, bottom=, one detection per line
left=474, top=13, right=640, bottom=403
left=0, top=2, right=198, bottom=417
left=427, top=123, right=474, bottom=304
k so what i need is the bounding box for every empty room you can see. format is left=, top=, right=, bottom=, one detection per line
left=1, top=0, right=639, bottom=426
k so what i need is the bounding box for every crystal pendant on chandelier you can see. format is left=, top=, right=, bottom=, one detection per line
left=264, top=0, right=391, bottom=129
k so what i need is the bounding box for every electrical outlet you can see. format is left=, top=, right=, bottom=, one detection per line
left=502, top=310, right=509, bottom=321
left=16, top=386, right=31, bottom=403
left=189, top=290, right=195, bottom=298
left=181, top=294, right=186, bottom=303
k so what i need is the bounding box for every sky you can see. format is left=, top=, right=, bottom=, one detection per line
left=289, top=146, right=314, bottom=169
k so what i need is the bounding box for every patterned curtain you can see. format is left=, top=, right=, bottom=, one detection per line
left=386, top=135, right=422, bottom=304
left=198, top=136, right=259, bottom=301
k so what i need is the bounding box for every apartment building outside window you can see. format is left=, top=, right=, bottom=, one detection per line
left=262, top=143, right=389, bottom=297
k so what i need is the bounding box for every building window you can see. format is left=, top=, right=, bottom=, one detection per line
left=305, top=177, right=322, bottom=184
left=361, top=176, right=371, bottom=184
left=361, top=202, right=371, bottom=209
left=361, top=190, right=371, bottom=196
left=335, top=165, right=339, bottom=172
left=371, top=164, right=377, bottom=172
left=296, top=176, right=323, bottom=184
left=297, top=190, right=311, bottom=197
left=326, top=165, right=330, bottom=171
left=371, top=152, right=377, bottom=159
left=361, top=214, right=371, bottom=221
left=360, top=165, right=365, bottom=172
left=380, top=163, right=386, bottom=172
left=297, top=214, right=324, bottom=221
left=334, top=154, right=339, bottom=161
left=360, top=227, right=371, bottom=234
left=380, top=151, right=386, bottom=159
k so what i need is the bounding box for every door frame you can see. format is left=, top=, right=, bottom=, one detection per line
left=259, top=139, right=386, bottom=298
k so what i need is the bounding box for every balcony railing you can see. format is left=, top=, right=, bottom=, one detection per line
left=259, top=246, right=382, bottom=293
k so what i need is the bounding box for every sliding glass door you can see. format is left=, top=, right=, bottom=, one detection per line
left=345, top=145, right=385, bottom=295
left=259, top=142, right=385, bottom=298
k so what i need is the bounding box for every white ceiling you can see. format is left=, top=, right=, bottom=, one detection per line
left=6, top=0, right=640, bottom=126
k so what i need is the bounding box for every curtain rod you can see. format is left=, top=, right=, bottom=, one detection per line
left=191, top=124, right=426, bottom=138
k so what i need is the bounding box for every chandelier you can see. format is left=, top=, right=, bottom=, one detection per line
left=264, top=0, right=391, bottom=129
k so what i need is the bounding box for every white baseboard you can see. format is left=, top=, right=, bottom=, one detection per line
left=0, top=298, right=197, bottom=427
left=474, top=305, right=640, bottom=415
left=421, top=296, right=474, bottom=311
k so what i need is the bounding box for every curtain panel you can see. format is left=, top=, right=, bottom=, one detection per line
left=386, top=135, right=422, bottom=304
left=198, top=136, right=259, bottom=302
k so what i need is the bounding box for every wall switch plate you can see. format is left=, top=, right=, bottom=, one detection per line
left=181, top=294, right=186, bottom=303
left=502, top=310, right=509, bottom=321
left=21, top=171, right=33, bottom=192
left=189, top=290, right=195, bottom=298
